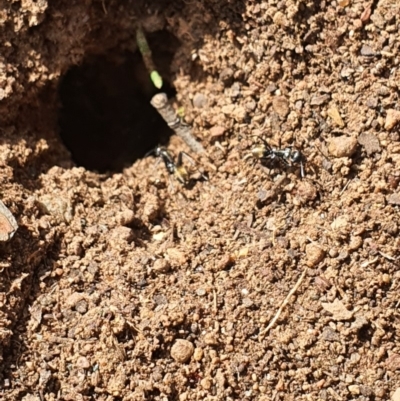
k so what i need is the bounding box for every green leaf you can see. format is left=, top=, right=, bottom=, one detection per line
left=150, top=71, right=163, bottom=89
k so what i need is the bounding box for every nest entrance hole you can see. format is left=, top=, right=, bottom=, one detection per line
left=58, top=30, right=179, bottom=173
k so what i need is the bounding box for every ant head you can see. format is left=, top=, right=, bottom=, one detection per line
left=153, top=146, right=166, bottom=157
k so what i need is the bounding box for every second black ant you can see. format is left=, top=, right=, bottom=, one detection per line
left=245, top=137, right=305, bottom=178
left=146, top=146, right=207, bottom=187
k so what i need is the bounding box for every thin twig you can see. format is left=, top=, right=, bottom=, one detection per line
left=360, top=256, right=379, bottom=268
left=378, top=251, right=397, bottom=261
left=340, top=178, right=352, bottom=196
left=213, top=289, right=218, bottom=313
left=259, top=267, right=308, bottom=339
left=150, top=93, right=206, bottom=154
left=101, top=0, right=107, bottom=14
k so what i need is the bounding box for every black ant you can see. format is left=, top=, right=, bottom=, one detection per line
left=146, top=146, right=207, bottom=186
left=245, top=137, right=305, bottom=178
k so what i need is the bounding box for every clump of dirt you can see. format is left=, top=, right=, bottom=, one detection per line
left=1, top=0, right=400, bottom=400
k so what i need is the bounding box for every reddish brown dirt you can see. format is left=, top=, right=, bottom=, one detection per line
left=1, top=1, right=400, bottom=400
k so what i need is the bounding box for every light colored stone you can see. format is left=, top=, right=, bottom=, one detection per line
left=385, top=109, right=400, bottom=130
left=171, top=339, right=194, bottom=363
left=328, top=136, right=357, bottom=157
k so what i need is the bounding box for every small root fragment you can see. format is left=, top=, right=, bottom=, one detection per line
left=259, top=267, right=308, bottom=339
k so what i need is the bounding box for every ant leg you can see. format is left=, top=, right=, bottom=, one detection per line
left=300, top=160, right=305, bottom=178
left=259, top=136, right=273, bottom=153
left=243, top=153, right=254, bottom=161
left=181, top=151, right=208, bottom=181
left=249, top=134, right=273, bottom=152
left=145, top=146, right=163, bottom=176
left=176, top=151, right=184, bottom=168
left=168, top=175, right=176, bottom=193
left=279, top=155, right=291, bottom=166
left=180, top=151, right=196, bottom=166
left=145, top=147, right=157, bottom=158
left=154, top=156, right=162, bottom=171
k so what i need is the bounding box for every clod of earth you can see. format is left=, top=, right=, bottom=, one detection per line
left=328, top=136, right=358, bottom=158
left=170, top=339, right=194, bottom=363
left=321, top=299, right=354, bottom=321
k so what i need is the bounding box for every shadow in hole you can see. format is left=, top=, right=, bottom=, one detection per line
left=58, top=29, right=180, bottom=173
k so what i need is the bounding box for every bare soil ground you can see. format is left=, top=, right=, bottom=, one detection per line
left=1, top=0, right=400, bottom=400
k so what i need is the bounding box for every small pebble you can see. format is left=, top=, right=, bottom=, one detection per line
left=337, top=250, right=349, bottom=261
left=170, top=339, right=194, bottom=363
left=340, top=67, right=354, bottom=78
left=310, top=94, right=330, bottom=106
left=245, top=100, right=256, bottom=111
left=166, top=248, right=187, bottom=265
left=230, top=82, right=241, bottom=98
left=388, top=175, right=400, bottom=189
left=348, top=236, right=363, bottom=251
left=231, top=105, right=247, bottom=122
left=296, top=181, right=317, bottom=203
left=328, top=136, right=357, bottom=157
left=327, top=106, right=344, bottom=127
left=272, top=96, right=289, bottom=118
left=357, top=133, right=381, bottom=155
left=360, top=44, right=375, bottom=56
left=378, top=86, right=390, bottom=96
left=109, top=226, right=134, bottom=243
left=75, top=299, right=88, bottom=314
left=305, top=243, right=325, bottom=267
left=360, top=385, right=373, bottom=397
left=242, top=298, right=254, bottom=308
left=204, top=332, right=219, bottom=345
left=386, top=353, right=400, bottom=371
left=200, top=378, right=212, bottom=390
left=76, top=356, right=90, bottom=369
left=153, top=259, right=171, bottom=273
left=360, top=6, right=371, bottom=23
left=209, top=126, right=225, bottom=138
left=219, top=68, right=233, bottom=84
left=329, top=248, right=338, bottom=257
left=385, top=109, right=400, bottom=130
left=266, top=83, right=277, bottom=93
left=315, top=276, right=331, bottom=292
left=193, top=93, right=207, bottom=108
left=295, top=100, right=303, bottom=110
left=366, top=97, right=378, bottom=109
left=331, top=216, right=349, bottom=231
left=221, top=104, right=235, bottom=115
left=193, top=348, right=204, bottom=361
left=321, top=327, right=339, bottom=342
left=388, top=193, right=400, bottom=205
left=348, top=384, right=360, bottom=395
left=116, top=210, right=135, bottom=226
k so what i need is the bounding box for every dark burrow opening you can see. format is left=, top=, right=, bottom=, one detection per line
left=58, top=30, right=179, bottom=173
